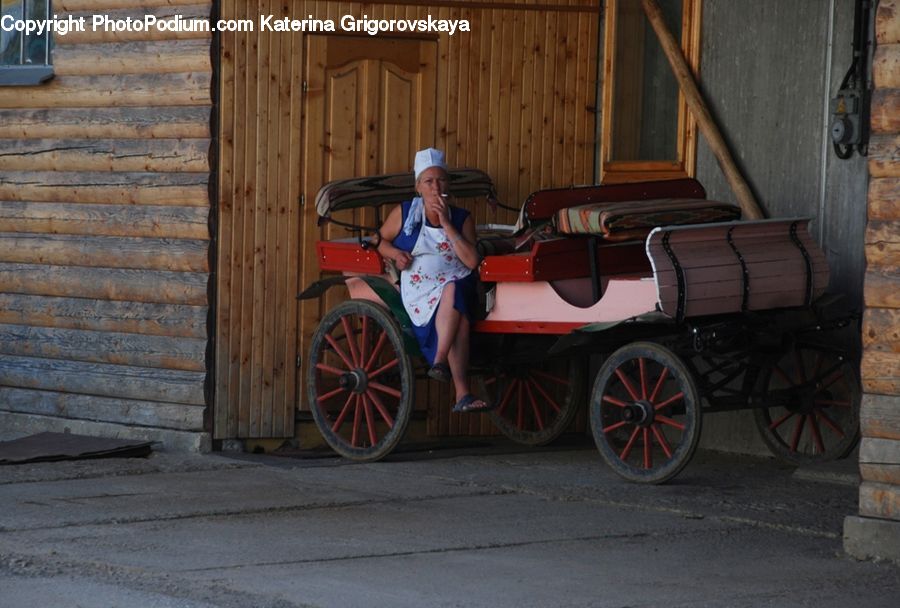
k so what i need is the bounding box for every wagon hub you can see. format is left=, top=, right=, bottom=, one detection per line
left=338, top=369, right=369, bottom=393
left=622, top=400, right=655, bottom=427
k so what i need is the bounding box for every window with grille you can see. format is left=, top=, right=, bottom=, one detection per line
left=1, top=0, right=53, bottom=86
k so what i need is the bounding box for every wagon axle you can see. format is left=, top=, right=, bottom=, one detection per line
left=621, top=400, right=655, bottom=427
left=338, top=369, right=369, bottom=393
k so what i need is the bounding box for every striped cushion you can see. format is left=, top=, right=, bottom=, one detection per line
left=555, top=198, right=741, bottom=241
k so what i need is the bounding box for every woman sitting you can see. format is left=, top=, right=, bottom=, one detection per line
left=376, top=148, right=491, bottom=413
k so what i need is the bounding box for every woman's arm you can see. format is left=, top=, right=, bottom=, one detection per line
left=443, top=214, right=480, bottom=270
left=376, top=205, right=412, bottom=270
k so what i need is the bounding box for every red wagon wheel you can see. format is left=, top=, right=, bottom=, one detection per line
left=590, top=342, right=701, bottom=484
left=306, top=300, right=413, bottom=461
left=485, top=357, right=584, bottom=446
left=754, top=344, right=860, bottom=465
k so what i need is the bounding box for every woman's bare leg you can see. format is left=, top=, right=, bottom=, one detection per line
left=448, top=316, right=471, bottom=400
left=433, top=283, right=460, bottom=366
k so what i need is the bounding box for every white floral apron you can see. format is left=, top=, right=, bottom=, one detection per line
left=401, top=223, right=471, bottom=326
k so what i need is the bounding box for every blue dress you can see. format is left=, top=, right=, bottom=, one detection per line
left=392, top=201, right=478, bottom=365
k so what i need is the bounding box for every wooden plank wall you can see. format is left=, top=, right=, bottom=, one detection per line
left=0, top=0, right=213, bottom=450
left=859, top=0, right=900, bottom=521
left=216, top=0, right=600, bottom=439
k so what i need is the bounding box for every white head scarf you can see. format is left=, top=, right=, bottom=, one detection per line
left=403, top=148, right=448, bottom=235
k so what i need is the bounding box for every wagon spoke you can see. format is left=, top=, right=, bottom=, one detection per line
left=643, top=428, right=652, bottom=469
left=532, top=370, right=569, bottom=387
left=818, top=369, right=846, bottom=392
left=351, top=395, right=362, bottom=447
left=602, top=395, right=629, bottom=408
left=516, top=382, right=525, bottom=429
left=368, top=358, right=399, bottom=380
left=330, top=392, right=356, bottom=434
left=615, top=367, right=641, bottom=401
left=619, top=427, right=641, bottom=461
left=362, top=393, right=378, bottom=447
left=814, top=398, right=852, bottom=408
left=815, top=409, right=845, bottom=438
left=809, top=414, right=825, bottom=454
left=359, top=316, right=369, bottom=367
left=649, top=367, right=669, bottom=403
left=341, top=316, right=361, bottom=366
left=789, top=414, right=805, bottom=452
left=325, top=334, right=356, bottom=370
left=366, top=389, right=395, bottom=428
left=812, top=351, right=824, bottom=381
left=524, top=380, right=544, bottom=431
left=317, top=386, right=347, bottom=404
left=639, top=358, right=648, bottom=400
left=495, top=379, right=518, bottom=416
left=529, top=376, right=562, bottom=414
left=654, top=391, right=684, bottom=410
left=369, top=381, right=402, bottom=399
left=768, top=411, right=794, bottom=431
left=655, top=415, right=685, bottom=431
left=652, top=424, right=674, bottom=459
left=603, top=420, right=629, bottom=433
left=364, top=330, right=388, bottom=371
left=315, top=362, right=347, bottom=377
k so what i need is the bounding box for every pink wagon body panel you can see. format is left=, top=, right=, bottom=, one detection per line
left=482, top=276, right=658, bottom=325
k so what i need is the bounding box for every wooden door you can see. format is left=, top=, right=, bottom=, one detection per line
left=298, top=35, right=437, bottom=412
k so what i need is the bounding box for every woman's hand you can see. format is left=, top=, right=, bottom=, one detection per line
left=426, top=194, right=452, bottom=228
left=393, top=250, right=413, bottom=270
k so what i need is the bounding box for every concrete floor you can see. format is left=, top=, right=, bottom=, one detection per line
left=0, top=440, right=897, bottom=608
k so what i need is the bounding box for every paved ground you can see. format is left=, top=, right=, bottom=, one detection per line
left=0, top=439, right=897, bottom=608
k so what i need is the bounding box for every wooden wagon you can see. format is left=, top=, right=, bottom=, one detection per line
left=299, top=171, right=860, bottom=483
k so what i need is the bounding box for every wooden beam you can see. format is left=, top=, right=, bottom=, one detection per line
left=861, top=393, right=900, bottom=441
left=866, top=220, right=900, bottom=268
left=0, top=323, right=205, bottom=371
left=869, top=178, right=900, bottom=220
left=0, top=107, right=211, bottom=139
left=0, top=233, right=209, bottom=272
left=0, top=171, right=209, bottom=206
left=860, top=481, right=900, bottom=520
left=0, top=294, right=206, bottom=338
left=639, top=0, right=764, bottom=220
left=57, top=0, right=209, bottom=10
left=871, top=89, right=900, bottom=134
left=864, top=269, right=900, bottom=308
left=0, top=263, right=208, bottom=305
left=869, top=133, right=900, bottom=178
left=0, top=73, right=212, bottom=109
left=876, top=0, right=900, bottom=45
left=0, top=138, right=210, bottom=173
left=862, top=307, right=900, bottom=352
left=0, top=202, right=210, bottom=240
left=0, top=353, right=205, bottom=405
left=873, top=44, right=900, bottom=89
left=0, top=386, right=205, bottom=431
left=54, top=40, right=212, bottom=76
left=861, top=349, right=900, bottom=394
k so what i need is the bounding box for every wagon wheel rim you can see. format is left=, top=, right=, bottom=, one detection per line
left=307, top=301, right=413, bottom=461
left=485, top=358, right=584, bottom=446
left=590, top=342, right=701, bottom=484
left=755, top=345, right=859, bottom=465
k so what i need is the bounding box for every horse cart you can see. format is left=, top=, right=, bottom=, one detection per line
left=299, top=170, right=860, bottom=483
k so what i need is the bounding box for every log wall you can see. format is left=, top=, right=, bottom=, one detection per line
left=215, top=0, right=600, bottom=440
left=0, top=0, right=213, bottom=450
left=859, top=0, right=900, bottom=523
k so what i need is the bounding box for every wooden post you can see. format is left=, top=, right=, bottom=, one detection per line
left=640, top=0, right=765, bottom=220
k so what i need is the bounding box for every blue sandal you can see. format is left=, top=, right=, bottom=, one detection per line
left=452, top=394, right=493, bottom=414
